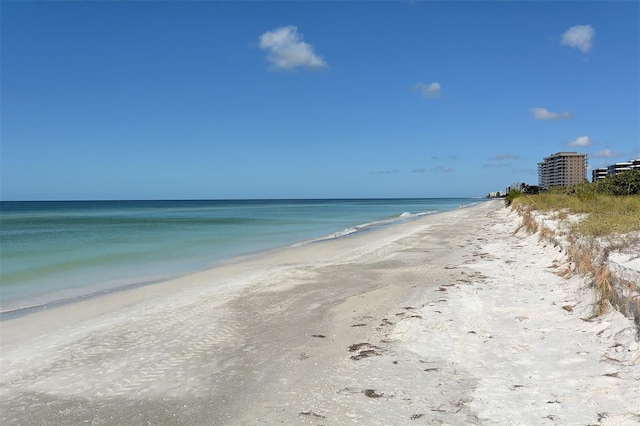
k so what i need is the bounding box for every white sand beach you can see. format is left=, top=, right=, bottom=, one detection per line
left=1, top=200, right=638, bottom=425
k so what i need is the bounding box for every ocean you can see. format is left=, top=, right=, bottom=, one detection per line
left=0, top=198, right=483, bottom=315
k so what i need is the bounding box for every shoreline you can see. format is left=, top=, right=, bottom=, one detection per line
left=0, top=201, right=484, bottom=320
left=2, top=199, right=638, bottom=425
left=1, top=202, right=489, bottom=344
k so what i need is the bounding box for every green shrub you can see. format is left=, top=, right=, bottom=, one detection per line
left=596, top=170, right=640, bottom=195
left=504, top=189, right=523, bottom=206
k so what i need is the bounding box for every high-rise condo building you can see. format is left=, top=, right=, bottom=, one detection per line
left=537, top=152, right=588, bottom=189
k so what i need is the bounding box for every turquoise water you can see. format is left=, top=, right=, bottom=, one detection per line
left=0, top=199, right=482, bottom=314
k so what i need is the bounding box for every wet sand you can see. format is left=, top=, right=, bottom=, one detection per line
left=1, top=200, right=638, bottom=425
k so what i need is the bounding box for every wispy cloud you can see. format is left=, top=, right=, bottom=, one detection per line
left=482, top=162, right=512, bottom=169
left=560, top=24, right=595, bottom=53
left=592, top=149, right=622, bottom=158
left=371, top=170, right=400, bottom=175
left=431, top=166, right=454, bottom=173
left=412, top=166, right=454, bottom=173
left=259, top=26, right=327, bottom=71
left=529, top=107, right=573, bottom=120
left=483, top=153, right=519, bottom=169
left=489, top=154, right=519, bottom=161
left=413, top=82, right=441, bottom=98
left=430, top=154, right=457, bottom=161
left=568, top=136, right=593, bottom=147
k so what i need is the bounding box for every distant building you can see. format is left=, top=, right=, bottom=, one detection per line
left=608, top=161, right=633, bottom=175
left=537, top=152, right=588, bottom=189
left=506, top=182, right=539, bottom=195
left=507, top=182, right=525, bottom=193
left=592, top=158, right=640, bottom=182
left=592, top=168, right=608, bottom=182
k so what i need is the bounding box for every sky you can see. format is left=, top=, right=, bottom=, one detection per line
left=1, top=1, right=639, bottom=200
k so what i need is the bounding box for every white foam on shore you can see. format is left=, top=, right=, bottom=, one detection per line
left=292, top=210, right=439, bottom=246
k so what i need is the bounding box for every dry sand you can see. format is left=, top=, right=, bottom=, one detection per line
left=1, top=200, right=638, bottom=425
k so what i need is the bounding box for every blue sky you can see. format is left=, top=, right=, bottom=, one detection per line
left=2, top=1, right=639, bottom=200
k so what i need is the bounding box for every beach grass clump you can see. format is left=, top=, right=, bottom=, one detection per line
left=511, top=208, right=538, bottom=235
left=538, top=224, right=556, bottom=243
left=521, top=210, right=539, bottom=234
left=593, top=263, right=614, bottom=316
left=504, top=189, right=524, bottom=206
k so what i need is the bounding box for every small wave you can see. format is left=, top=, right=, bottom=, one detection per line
left=293, top=225, right=363, bottom=246
left=292, top=210, right=439, bottom=247
left=327, top=226, right=360, bottom=239
left=398, top=210, right=437, bottom=219
left=458, top=201, right=481, bottom=209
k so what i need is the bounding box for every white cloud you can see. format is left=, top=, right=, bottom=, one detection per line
left=560, top=25, right=595, bottom=53
left=413, top=82, right=441, bottom=98
left=569, top=136, right=593, bottom=147
left=593, top=149, right=622, bottom=158
left=259, top=26, right=327, bottom=71
left=529, top=107, right=573, bottom=120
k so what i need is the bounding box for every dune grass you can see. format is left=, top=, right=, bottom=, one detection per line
left=511, top=194, right=640, bottom=237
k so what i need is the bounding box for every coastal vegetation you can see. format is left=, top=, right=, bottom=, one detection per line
left=512, top=192, right=640, bottom=237
left=508, top=170, right=640, bottom=236
left=507, top=171, right=640, bottom=323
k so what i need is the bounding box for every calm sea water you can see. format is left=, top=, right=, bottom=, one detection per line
left=0, top=198, right=482, bottom=314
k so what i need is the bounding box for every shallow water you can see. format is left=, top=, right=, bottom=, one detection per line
left=0, top=198, right=482, bottom=313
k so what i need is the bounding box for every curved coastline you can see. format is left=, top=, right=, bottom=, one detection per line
left=0, top=199, right=486, bottom=318
left=3, top=199, right=638, bottom=424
